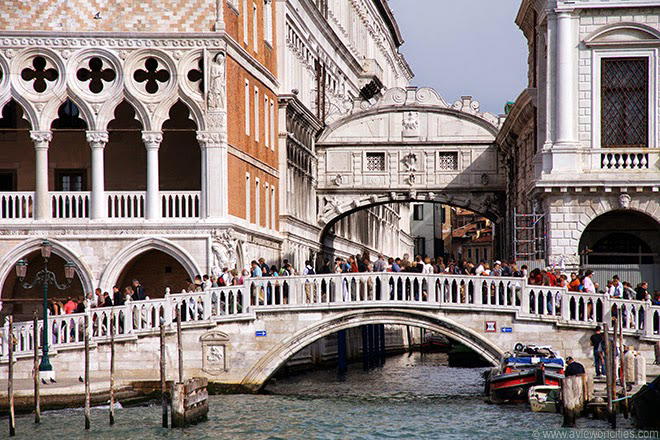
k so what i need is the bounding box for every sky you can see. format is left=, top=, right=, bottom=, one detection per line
left=388, top=0, right=528, bottom=115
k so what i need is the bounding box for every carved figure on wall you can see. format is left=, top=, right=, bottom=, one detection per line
left=619, top=193, right=631, bottom=209
left=401, top=153, right=417, bottom=172
left=211, top=228, right=238, bottom=275
left=208, top=52, right=226, bottom=110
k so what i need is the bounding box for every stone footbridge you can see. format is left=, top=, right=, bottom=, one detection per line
left=2, top=273, right=659, bottom=391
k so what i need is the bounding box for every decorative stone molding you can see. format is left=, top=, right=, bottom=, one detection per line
left=196, top=131, right=225, bottom=147
left=402, top=111, right=419, bottom=137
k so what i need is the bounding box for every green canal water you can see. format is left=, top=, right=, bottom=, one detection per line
left=9, top=352, right=633, bottom=439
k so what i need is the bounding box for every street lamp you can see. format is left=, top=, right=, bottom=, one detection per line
left=15, top=239, right=77, bottom=379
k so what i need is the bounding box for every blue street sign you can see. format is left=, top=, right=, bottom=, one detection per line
left=255, top=330, right=267, bottom=337
left=501, top=327, right=513, bottom=333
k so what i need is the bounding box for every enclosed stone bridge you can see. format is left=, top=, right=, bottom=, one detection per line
left=316, top=87, right=507, bottom=232
left=2, top=272, right=660, bottom=391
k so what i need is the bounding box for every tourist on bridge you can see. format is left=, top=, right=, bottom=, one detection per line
left=590, top=326, right=606, bottom=378
left=635, top=282, right=650, bottom=301
left=63, top=297, right=77, bottom=314
left=132, top=279, right=146, bottom=300
left=608, top=276, right=624, bottom=298
left=582, top=270, right=596, bottom=294
left=373, top=254, right=386, bottom=272
left=250, top=261, right=263, bottom=278
left=112, top=286, right=124, bottom=306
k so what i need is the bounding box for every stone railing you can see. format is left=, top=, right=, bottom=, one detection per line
left=598, top=149, right=654, bottom=170
left=161, top=191, right=200, bottom=218
left=107, top=191, right=145, bottom=218
left=50, top=191, right=90, bottom=219
left=2, top=272, right=659, bottom=359
left=0, top=192, right=34, bottom=220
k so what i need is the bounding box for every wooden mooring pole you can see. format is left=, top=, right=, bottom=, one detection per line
left=84, top=314, right=91, bottom=430
left=611, top=317, right=618, bottom=429
left=160, top=321, right=168, bottom=428
left=176, top=307, right=183, bottom=383
left=33, top=311, right=40, bottom=424
left=8, top=315, right=16, bottom=437
left=109, top=311, right=115, bottom=426
left=603, top=323, right=614, bottom=427
left=617, top=309, right=629, bottom=419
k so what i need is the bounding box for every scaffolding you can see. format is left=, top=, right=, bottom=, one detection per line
left=513, top=208, right=546, bottom=262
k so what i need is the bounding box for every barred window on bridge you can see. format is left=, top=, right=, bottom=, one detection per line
left=601, top=57, right=649, bottom=148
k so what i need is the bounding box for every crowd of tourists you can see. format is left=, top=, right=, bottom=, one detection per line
left=49, top=279, right=147, bottom=316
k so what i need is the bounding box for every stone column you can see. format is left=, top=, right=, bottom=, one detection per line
left=197, top=131, right=228, bottom=219
left=142, top=131, right=163, bottom=220
left=555, top=9, right=576, bottom=147
left=30, top=131, right=52, bottom=220
left=87, top=131, right=109, bottom=220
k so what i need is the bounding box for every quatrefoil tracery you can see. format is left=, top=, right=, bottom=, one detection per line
left=133, top=57, right=170, bottom=94
left=76, top=57, right=116, bottom=94
left=187, top=58, right=204, bottom=94
left=21, top=56, right=58, bottom=93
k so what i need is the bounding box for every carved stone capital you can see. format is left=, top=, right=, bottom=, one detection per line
left=86, top=130, right=109, bottom=148
left=196, top=131, right=226, bottom=148
left=142, top=131, right=163, bottom=150
left=30, top=130, right=52, bottom=149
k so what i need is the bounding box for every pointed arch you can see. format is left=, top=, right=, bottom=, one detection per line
left=98, top=237, right=201, bottom=292
left=0, top=238, right=95, bottom=298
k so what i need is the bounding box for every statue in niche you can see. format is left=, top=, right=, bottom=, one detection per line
left=208, top=52, right=226, bottom=110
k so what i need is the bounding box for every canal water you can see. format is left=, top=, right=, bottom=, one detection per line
left=9, top=352, right=628, bottom=439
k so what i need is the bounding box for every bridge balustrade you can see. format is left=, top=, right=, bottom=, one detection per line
left=1, top=273, right=660, bottom=360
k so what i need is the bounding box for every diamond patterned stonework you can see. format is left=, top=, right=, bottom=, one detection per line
left=366, top=153, right=385, bottom=172
left=437, top=152, right=458, bottom=171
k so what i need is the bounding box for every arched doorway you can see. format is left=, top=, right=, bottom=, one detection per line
left=579, top=210, right=660, bottom=287
left=1, top=250, right=85, bottom=322
left=115, top=249, right=193, bottom=298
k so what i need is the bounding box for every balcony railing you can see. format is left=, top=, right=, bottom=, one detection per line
left=598, top=149, right=655, bottom=170
left=0, top=191, right=201, bottom=220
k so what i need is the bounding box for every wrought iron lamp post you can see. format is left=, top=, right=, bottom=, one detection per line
left=15, top=240, right=76, bottom=378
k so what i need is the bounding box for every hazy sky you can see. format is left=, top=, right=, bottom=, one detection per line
left=388, top=0, right=528, bottom=115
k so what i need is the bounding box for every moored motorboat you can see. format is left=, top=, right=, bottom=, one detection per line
left=485, top=344, right=565, bottom=403
left=528, top=385, right=560, bottom=412
left=420, top=333, right=451, bottom=352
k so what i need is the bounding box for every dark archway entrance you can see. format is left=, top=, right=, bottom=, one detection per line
left=579, top=210, right=660, bottom=287
left=1, top=250, right=85, bottom=322
left=115, top=249, right=192, bottom=298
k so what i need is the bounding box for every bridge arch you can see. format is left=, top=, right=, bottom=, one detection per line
left=240, top=308, right=503, bottom=391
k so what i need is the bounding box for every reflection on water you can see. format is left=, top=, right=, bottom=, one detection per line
left=9, top=352, right=625, bottom=440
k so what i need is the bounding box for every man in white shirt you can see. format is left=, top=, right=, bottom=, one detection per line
left=608, top=276, right=624, bottom=298
left=475, top=260, right=486, bottom=276
left=582, top=270, right=596, bottom=294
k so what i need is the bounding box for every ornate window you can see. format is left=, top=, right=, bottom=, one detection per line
left=437, top=152, right=458, bottom=170
left=366, top=152, right=385, bottom=172
left=601, top=57, right=648, bottom=148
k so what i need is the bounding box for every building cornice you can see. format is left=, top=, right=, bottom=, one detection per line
left=279, top=94, right=324, bottom=133
left=495, top=88, right=537, bottom=153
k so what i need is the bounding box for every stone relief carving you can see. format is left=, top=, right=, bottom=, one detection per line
left=402, top=111, right=419, bottom=137
left=401, top=153, right=418, bottom=172
left=618, top=193, right=631, bottom=209
left=211, top=228, right=239, bottom=275
left=207, top=52, right=226, bottom=110
left=200, top=331, right=229, bottom=374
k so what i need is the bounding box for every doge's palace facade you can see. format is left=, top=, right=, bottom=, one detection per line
left=0, top=0, right=286, bottom=316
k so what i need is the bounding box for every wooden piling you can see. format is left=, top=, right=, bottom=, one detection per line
left=160, top=322, right=168, bottom=428
left=8, top=315, right=15, bottom=437
left=611, top=318, right=618, bottom=429
left=84, top=313, right=91, bottom=430
left=33, top=311, right=40, bottom=424
left=617, top=309, right=629, bottom=419
left=109, top=310, right=115, bottom=426
left=171, top=377, right=209, bottom=428
left=603, top=323, right=614, bottom=426
left=562, top=375, right=585, bottom=427
left=176, top=307, right=183, bottom=384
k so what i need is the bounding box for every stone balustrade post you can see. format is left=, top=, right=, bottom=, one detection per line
left=1, top=319, right=9, bottom=357
left=644, top=300, right=653, bottom=337
left=521, top=284, right=530, bottom=315
left=602, top=295, right=612, bottom=324
left=202, top=290, right=212, bottom=320
left=164, top=290, right=173, bottom=326
left=561, top=293, right=571, bottom=322
left=124, top=303, right=134, bottom=334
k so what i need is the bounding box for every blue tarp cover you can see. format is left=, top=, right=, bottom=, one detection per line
left=504, top=357, right=564, bottom=367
